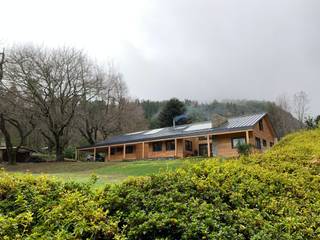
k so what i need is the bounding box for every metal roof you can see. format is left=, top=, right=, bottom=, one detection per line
left=79, top=112, right=267, bottom=149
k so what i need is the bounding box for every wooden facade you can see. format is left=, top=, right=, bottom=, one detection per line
left=78, top=115, right=277, bottom=161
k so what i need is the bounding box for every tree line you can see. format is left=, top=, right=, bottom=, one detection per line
left=0, top=45, right=146, bottom=164
left=138, top=97, right=306, bottom=138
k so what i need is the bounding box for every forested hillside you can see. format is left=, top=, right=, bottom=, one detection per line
left=1, top=129, right=319, bottom=239
left=140, top=99, right=302, bottom=138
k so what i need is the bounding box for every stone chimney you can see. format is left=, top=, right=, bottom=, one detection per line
left=211, top=113, right=228, bottom=128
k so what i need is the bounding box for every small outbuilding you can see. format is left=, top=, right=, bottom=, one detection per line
left=0, top=146, right=34, bottom=162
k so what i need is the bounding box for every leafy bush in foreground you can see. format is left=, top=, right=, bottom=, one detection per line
left=0, top=129, right=320, bottom=239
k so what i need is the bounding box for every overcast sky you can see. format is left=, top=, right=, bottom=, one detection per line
left=2, top=0, right=319, bottom=115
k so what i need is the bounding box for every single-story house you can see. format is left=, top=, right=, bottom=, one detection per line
left=77, top=112, right=278, bottom=161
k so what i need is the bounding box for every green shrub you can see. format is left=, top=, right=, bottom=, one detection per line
left=0, top=129, right=320, bottom=239
left=63, top=146, right=76, bottom=159
left=236, top=143, right=252, bottom=156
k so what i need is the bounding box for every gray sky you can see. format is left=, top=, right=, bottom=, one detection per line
left=2, top=0, right=319, bottom=115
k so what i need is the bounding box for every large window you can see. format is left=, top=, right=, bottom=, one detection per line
left=255, top=137, right=262, bottom=149
left=231, top=137, right=246, bottom=148
left=116, top=146, right=123, bottom=153
left=185, top=140, right=193, bottom=151
left=126, top=145, right=135, bottom=154
left=259, top=120, right=264, bottom=131
left=153, top=142, right=162, bottom=152
left=111, top=147, right=123, bottom=155
left=110, top=147, right=116, bottom=155
left=166, top=141, right=175, bottom=151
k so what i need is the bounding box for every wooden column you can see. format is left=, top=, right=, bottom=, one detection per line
left=142, top=142, right=145, bottom=159
left=174, top=138, right=178, bottom=158
left=246, top=131, right=250, bottom=144
left=107, top=146, right=111, bottom=162
left=207, top=135, right=211, bottom=157
left=123, top=144, right=126, bottom=160
left=93, top=147, right=96, bottom=161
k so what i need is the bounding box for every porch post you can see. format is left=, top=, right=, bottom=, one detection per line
left=246, top=131, right=250, bottom=144
left=207, top=135, right=211, bottom=157
left=107, top=146, right=111, bottom=162
left=123, top=144, right=126, bottom=160
left=142, top=142, right=145, bottom=159
left=174, top=138, right=178, bottom=158
left=93, top=147, right=96, bottom=161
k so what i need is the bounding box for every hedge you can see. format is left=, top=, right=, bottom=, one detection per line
left=0, top=129, right=320, bottom=239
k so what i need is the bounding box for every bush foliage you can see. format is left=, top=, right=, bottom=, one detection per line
left=1, top=129, right=320, bottom=239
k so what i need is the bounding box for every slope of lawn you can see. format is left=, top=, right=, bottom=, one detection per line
left=0, top=129, right=319, bottom=239
left=0, top=159, right=198, bottom=186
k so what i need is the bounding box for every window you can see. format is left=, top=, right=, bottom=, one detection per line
left=263, top=139, right=267, bottom=147
left=185, top=140, right=193, bottom=151
left=198, top=136, right=207, bottom=141
left=116, top=146, right=123, bottom=153
left=126, top=145, right=135, bottom=154
left=270, top=142, right=274, bottom=147
left=110, top=147, right=116, bottom=155
left=259, top=120, right=264, bottom=131
left=153, top=142, right=162, bottom=152
left=166, top=141, right=175, bottom=151
left=255, top=137, right=261, bottom=149
left=231, top=137, right=246, bottom=148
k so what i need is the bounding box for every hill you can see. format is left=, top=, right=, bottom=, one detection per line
left=139, top=99, right=302, bottom=138
left=0, top=129, right=319, bottom=239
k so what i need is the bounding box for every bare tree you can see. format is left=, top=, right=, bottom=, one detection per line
left=0, top=83, right=36, bottom=164
left=76, top=67, right=147, bottom=145
left=293, top=91, right=310, bottom=124
left=3, top=45, right=95, bottom=161
left=276, top=93, right=292, bottom=113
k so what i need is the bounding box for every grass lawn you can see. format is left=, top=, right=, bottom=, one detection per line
left=1, top=158, right=202, bottom=188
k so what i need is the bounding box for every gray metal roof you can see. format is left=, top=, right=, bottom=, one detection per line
left=80, top=112, right=267, bottom=149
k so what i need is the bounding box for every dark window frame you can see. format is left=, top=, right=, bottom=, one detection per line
left=270, top=142, right=274, bottom=147
left=231, top=137, right=246, bottom=149
left=125, top=145, right=135, bottom=154
left=116, top=146, right=123, bottom=153
left=152, top=142, right=162, bottom=152
left=165, top=141, right=175, bottom=151
left=259, top=120, right=264, bottom=131
left=185, top=140, right=193, bottom=151
left=262, top=139, right=267, bottom=147
left=255, top=137, right=262, bottom=149
left=110, top=147, right=116, bottom=155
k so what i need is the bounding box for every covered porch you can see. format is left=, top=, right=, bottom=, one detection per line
left=76, top=130, right=252, bottom=161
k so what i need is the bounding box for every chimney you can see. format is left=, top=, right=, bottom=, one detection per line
left=211, top=113, right=228, bottom=128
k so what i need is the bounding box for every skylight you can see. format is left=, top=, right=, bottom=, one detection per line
left=143, top=128, right=163, bottom=135
left=184, top=122, right=211, bottom=131
left=125, top=131, right=145, bottom=135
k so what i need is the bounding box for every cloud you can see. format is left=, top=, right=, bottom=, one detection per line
left=1, top=0, right=319, bottom=115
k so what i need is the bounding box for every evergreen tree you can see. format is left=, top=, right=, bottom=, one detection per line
left=158, top=98, right=186, bottom=127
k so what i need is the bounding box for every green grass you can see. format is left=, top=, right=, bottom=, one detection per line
left=0, top=158, right=201, bottom=188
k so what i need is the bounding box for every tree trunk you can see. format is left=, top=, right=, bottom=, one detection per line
left=55, top=145, right=64, bottom=161
left=0, top=114, right=16, bottom=164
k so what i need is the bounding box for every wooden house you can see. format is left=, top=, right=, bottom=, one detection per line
left=77, top=113, right=277, bottom=161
